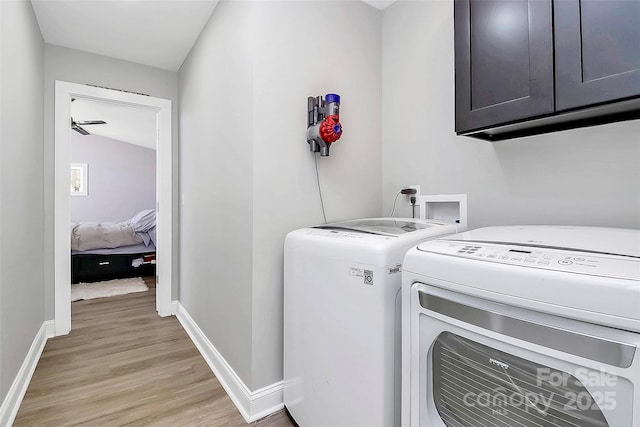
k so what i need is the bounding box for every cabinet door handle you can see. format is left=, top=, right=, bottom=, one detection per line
left=98, top=261, right=110, bottom=266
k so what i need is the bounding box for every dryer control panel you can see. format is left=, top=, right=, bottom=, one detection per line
left=416, top=240, right=640, bottom=280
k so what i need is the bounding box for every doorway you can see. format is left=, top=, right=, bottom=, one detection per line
left=54, top=80, right=173, bottom=335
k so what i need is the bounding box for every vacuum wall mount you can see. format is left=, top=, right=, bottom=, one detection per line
left=307, top=94, right=342, bottom=156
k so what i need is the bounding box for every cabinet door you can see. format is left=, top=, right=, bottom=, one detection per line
left=455, top=0, right=554, bottom=133
left=555, top=0, right=640, bottom=111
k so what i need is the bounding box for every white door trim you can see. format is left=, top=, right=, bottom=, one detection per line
left=54, top=80, right=173, bottom=335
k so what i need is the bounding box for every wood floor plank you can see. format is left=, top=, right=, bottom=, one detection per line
left=13, top=283, right=294, bottom=426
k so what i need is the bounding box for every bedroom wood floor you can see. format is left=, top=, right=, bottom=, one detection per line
left=13, top=278, right=294, bottom=427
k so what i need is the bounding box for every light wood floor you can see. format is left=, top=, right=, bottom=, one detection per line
left=14, top=278, right=294, bottom=427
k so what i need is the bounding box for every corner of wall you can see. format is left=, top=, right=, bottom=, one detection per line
left=175, top=303, right=283, bottom=423
left=0, top=322, right=50, bottom=427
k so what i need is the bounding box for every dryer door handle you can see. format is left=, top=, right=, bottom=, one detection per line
left=419, top=291, right=637, bottom=368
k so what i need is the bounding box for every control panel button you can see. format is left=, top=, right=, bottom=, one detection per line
left=432, top=241, right=635, bottom=280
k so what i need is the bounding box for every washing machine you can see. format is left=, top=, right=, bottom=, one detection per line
left=284, top=217, right=462, bottom=427
left=401, top=225, right=640, bottom=427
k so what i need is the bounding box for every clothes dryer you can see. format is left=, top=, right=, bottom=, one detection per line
left=284, top=218, right=462, bottom=427
left=401, top=226, right=640, bottom=427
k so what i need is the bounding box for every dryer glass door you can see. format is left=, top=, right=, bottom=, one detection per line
left=410, top=284, right=638, bottom=427
left=432, top=331, right=610, bottom=427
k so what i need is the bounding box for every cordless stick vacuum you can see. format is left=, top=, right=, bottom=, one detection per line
left=307, top=94, right=342, bottom=156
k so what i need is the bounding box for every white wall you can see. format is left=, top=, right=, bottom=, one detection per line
left=179, top=0, right=255, bottom=386
left=43, top=45, right=179, bottom=313
left=381, top=0, right=640, bottom=229
left=0, top=0, right=44, bottom=400
left=179, top=0, right=382, bottom=390
left=251, top=0, right=382, bottom=388
left=70, top=134, right=156, bottom=223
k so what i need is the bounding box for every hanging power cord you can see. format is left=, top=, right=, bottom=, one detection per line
left=390, top=188, right=418, bottom=218
left=314, top=154, right=328, bottom=224
left=411, top=196, right=417, bottom=218
left=388, top=191, right=402, bottom=217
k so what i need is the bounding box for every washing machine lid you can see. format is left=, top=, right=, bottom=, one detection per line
left=316, top=218, right=449, bottom=237
left=431, top=225, right=640, bottom=258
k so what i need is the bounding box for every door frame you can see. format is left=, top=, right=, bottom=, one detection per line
left=54, top=80, right=173, bottom=335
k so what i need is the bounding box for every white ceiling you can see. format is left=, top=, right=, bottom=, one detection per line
left=31, top=0, right=220, bottom=71
left=34, top=0, right=394, bottom=146
left=71, top=98, right=157, bottom=150
left=361, top=0, right=397, bottom=10
left=31, top=0, right=396, bottom=72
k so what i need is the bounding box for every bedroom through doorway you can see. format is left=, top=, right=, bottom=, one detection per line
left=54, top=81, right=173, bottom=336
left=69, top=98, right=158, bottom=302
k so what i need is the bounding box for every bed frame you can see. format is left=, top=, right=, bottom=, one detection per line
left=71, top=251, right=156, bottom=284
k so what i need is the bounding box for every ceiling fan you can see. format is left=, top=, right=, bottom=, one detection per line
left=71, top=117, right=107, bottom=135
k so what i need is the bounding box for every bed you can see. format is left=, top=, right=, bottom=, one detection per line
left=71, top=209, right=157, bottom=284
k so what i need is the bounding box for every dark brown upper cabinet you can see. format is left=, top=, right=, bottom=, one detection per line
left=455, top=0, right=640, bottom=141
left=454, top=0, right=554, bottom=133
left=555, top=0, right=640, bottom=111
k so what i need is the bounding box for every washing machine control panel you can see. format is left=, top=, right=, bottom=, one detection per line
left=416, top=240, right=639, bottom=280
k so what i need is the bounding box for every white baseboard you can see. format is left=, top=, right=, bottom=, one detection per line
left=0, top=320, right=53, bottom=426
left=175, top=303, right=283, bottom=423
left=45, top=320, right=56, bottom=338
